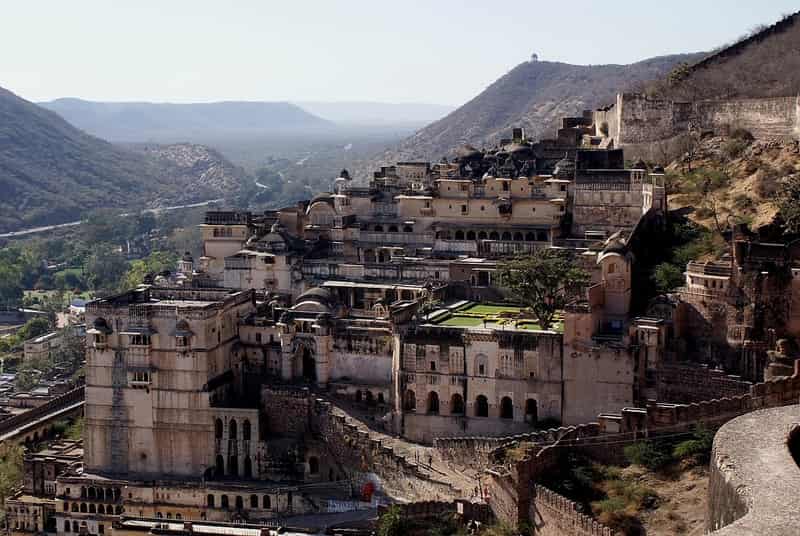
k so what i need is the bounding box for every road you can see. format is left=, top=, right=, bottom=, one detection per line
left=0, top=198, right=223, bottom=239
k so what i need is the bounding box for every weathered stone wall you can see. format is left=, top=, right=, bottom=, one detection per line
left=530, top=485, right=619, bottom=536
left=657, top=363, right=751, bottom=403
left=598, top=93, right=800, bottom=145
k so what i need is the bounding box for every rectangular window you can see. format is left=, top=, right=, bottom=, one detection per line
left=461, top=205, right=467, bottom=214
left=430, top=361, right=436, bottom=371
left=255, top=333, right=262, bottom=343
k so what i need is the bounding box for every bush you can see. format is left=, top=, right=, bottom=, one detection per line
left=721, top=138, right=750, bottom=160
left=652, top=263, right=684, bottom=293
left=377, top=506, right=407, bottom=536
left=673, top=426, right=714, bottom=465
left=729, top=128, right=754, bottom=142
left=624, top=441, right=673, bottom=471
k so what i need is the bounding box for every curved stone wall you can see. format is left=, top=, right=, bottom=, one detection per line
left=707, top=404, right=800, bottom=534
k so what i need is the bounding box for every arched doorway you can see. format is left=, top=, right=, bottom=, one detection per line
left=500, top=397, right=514, bottom=419
left=427, top=392, right=440, bottom=415
left=294, top=342, right=317, bottom=382
left=525, top=399, right=538, bottom=424
left=475, top=395, right=489, bottom=417
left=450, top=393, right=465, bottom=415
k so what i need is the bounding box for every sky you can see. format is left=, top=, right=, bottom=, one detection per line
left=1, top=1, right=797, bottom=106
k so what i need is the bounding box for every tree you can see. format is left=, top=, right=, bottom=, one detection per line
left=0, top=262, right=24, bottom=307
left=0, top=443, right=24, bottom=508
left=778, top=174, right=800, bottom=236
left=85, top=246, right=128, bottom=291
left=377, top=505, right=408, bottom=536
left=498, top=249, right=590, bottom=330
left=652, top=263, right=684, bottom=294
left=119, top=251, right=178, bottom=290
left=17, top=317, right=51, bottom=342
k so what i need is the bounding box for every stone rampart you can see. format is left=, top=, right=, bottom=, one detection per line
left=377, top=500, right=491, bottom=523
left=597, top=93, right=800, bottom=145
left=657, top=363, right=751, bottom=403
left=530, top=485, right=619, bottom=536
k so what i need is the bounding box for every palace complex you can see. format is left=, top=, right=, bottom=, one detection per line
left=11, top=109, right=800, bottom=536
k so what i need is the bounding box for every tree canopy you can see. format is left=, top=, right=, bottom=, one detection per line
left=498, top=249, right=589, bottom=330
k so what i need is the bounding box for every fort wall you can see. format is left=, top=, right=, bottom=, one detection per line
left=597, top=93, right=800, bottom=145
left=657, top=363, right=751, bottom=403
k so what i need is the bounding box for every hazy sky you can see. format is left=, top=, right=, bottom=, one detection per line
left=2, top=1, right=797, bottom=106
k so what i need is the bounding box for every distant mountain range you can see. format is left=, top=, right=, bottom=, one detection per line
left=373, top=53, right=705, bottom=164
left=294, top=101, right=456, bottom=126
left=0, top=87, right=248, bottom=232
left=39, top=99, right=332, bottom=143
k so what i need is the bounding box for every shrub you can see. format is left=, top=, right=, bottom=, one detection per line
left=624, top=441, right=672, bottom=471
left=652, top=263, right=684, bottom=293
left=721, top=138, right=750, bottom=160
left=377, top=506, right=407, bottom=536
left=729, top=128, right=754, bottom=142
left=673, top=426, right=714, bottom=465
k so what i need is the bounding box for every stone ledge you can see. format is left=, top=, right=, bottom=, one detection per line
left=708, top=404, right=800, bottom=534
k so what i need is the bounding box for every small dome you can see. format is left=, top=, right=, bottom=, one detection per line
left=339, top=169, right=351, bottom=180
left=505, top=143, right=532, bottom=156
left=554, top=154, right=576, bottom=178
left=297, top=287, right=336, bottom=306
left=182, top=251, right=194, bottom=262
left=631, top=158, right=647, bottom=170
left=652, top=166, right=665, bottom=174
left=455, top=145, right=482, bottom=160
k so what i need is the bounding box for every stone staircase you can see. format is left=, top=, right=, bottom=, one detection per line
left=312, top=394, right=478, bottom=502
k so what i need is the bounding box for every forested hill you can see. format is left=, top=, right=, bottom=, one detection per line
left=0, top=86, right=246, bottom=232
left=373, top=53, right=703, bottom=165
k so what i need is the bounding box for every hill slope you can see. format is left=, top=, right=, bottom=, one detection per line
left=0, top=87, right=246, bottom=232
left=375, top=54, right=703, bottom=164
left=294, top=101, right=455, bottom=126
left=40, top=99, right=332, bottom=143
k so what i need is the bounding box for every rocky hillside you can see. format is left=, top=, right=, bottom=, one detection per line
left=40, top=98, right=332, bottom=143
left=655, top=11, right=800, bottom=100
left=0, top=86, right=247, bottom=232
left=373, top=53, right=702, bottom=165
left=667, top=134, right=799, bottom=236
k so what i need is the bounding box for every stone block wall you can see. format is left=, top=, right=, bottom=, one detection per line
left=597, top=93, right=800, bottom=146
left=530, top=485, right=619, bottom=536
left=657, top=363, right=751, bottom=403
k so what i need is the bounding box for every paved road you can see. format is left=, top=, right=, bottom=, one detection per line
left=0, top=199, right=223, bottom=239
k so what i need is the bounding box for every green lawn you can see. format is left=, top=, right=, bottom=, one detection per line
left=439, top=315, right=484, bottom=327
left=460, top=303, right=522, bottom=315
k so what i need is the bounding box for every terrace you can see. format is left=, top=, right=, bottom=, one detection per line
left=425, top=301, right=564, bottom=333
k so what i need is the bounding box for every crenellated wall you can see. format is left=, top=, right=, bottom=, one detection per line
left=531, top=485, right=619, bottom=536
left=657, top=363, right=751, bottom=403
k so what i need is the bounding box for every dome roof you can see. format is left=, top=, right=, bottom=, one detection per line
left=297, top=287, right=336, bottom=306
left=554, top=155, right=576, bottom=178
left=455, top=145, right=482, bottom=160
left=631, top=158, right=647, bottom=170
left=181, top=251, right=194, bottom=262
left=505, top=143, right=532, bottom=155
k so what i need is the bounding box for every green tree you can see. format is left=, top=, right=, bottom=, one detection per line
left=0, top=443, right=24, bottom=508
left=17, top=317, right=51, bottom=341
left=85, top=246, right=128, bottom=291
left=0, top=262, right=24, bottom=307
left=498, top=250, right=589, bottom=330
left=652, top=263, right=685, bottom=294
left=377, top=505, right=408, bottom=536
left=119, top=251, right=178, bottom=290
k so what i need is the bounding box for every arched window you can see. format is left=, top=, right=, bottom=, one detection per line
left=215, top=455, right=224, bottom=478
left=427, top=392, right=440, bottom=415
left=454, top=230, right=465, bottom=240
left=89, top=504, right=96, bottom=514
left=374, top=225, right=383, bottom=232
left=475, top=354, right=488, bottom=376
left=242, top=420, right=251, bottom=441
left=64, top=521, right=71, bottom=533
left=450, top=393, right=465, bottom=415
left=88, top=487, right=96, bottom=500
left=525, top=232, right=536, bottom=241
left=207, top=494, right=215, bottom=508
left=388, top=225, right=398, bottom=233
left=71, top=504, right=78, bottom=513
left=403, top=226, right=413, bottom=233
left=98, top=505, right=105, bottom=515
left=500, top=397, right=514, bottom=419
left=401, top=289, right=413, bottom=300
left=80, top=504, right=87, bottom=513
left=377, top=392, right=385, bottom=405
left=262, top=495, right=271, bottom=509
left=475, top=395, right=489, bottom=417
left=221, top=495, right=229, bottom=509
left=525, top=399, right=538, bottom=424
left=365, top=391, right=374, bottom=405
left=309, top=457, right=320, bottom=475
left=537, top=230, right=548, bottom=242
left=228, top=419, right=237, bottom=440
left=513, top=232, right=523, bottom=241
left=489, top=231, right=499, bottom=240
left=466, top=231, right=476, bottom=240
left=115, top=506, right=123, bottom=515
left=63, top=502, right=69, bottom=512
left=228, top=455, right=238, bottom=477
left=235, top=496, right=244, bottom=510
left=478, top=231, right=487, bottom=240
left=214, top=419, right=223, bottom=439
left=501, top=231, right=512, bottom=241
left=355, top=390, right=363, bottom=403
left=404, top=390, right=416, bottom=412
left=72, top=522, right=79, bottom=533
left=250, top=495, right=258, bottom=508
left=244, top=457, right=253, bottom=479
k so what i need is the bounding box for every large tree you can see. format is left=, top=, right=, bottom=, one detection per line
left=778, top=174, right=800, bottom=236
left=498, top=249, right=589, bottom=330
